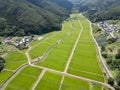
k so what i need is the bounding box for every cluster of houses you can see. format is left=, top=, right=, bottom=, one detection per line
left=2, top=36, right=35, bottom=47
left=98, top=21, right=118, bottom=33
left=2, top=38, right=11, bottom=44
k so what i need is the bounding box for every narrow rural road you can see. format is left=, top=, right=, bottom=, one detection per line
left=30, top=16, right=114, bottom=90
left=0, top=15, right=114, bottom=90
left=64, top=18, right=83, bottom=73
left=59, top=75, right=65, bottom=90
left=25, top=45, right=32, bottom=65
left=41, top=40, right=61, bottom=62
left=32, top=69, right=46, bottom=90
left=0, top=39, right=61, bottom=90
left=31, top=64, right=114, bottom=90
left=59, top=18, right=83, bottom=90
left=89, top=20, right=113, bottom=78
left=0, top=63, right=28, bottom=90
left=3, top=69, right=15, bottom=73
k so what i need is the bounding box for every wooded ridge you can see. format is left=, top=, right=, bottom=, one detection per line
left=0, top=0, right=72, bottom=36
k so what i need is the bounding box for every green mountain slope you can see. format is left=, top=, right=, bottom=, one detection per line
left=70, top=0, right=120, bottom=22
left=0, top=0, right=72, bottom=36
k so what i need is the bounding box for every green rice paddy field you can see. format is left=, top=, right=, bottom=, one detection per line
left=5, top=66, right=42, bottom=90
left=68, top=14, right=104, bottom=82
left=4, top=51, right=27, bottom=70
left=0, top=14, right=108, bottom=90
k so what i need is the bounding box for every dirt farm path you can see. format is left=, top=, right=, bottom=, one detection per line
left=0, top=15, right=114, bottom=90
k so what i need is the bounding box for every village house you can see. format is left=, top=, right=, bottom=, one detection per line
left=2, top=36, right=35, bottom=48
left=99, top=21, right=118, bottom=33
left=14, top=36, right=35, bottom=47
left=2, top=38, right=12, bottom=44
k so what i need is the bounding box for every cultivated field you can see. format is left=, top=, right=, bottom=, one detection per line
left=35, top=72, right=62, bottom=90
left=36, top=17, right=81, bottom=71
left=5, top=66, right=42, bottom=90
left=5, top=51, right=27, bottom=70
left=30, top=32, right=59, bottom=59
left=62, top=76, right=89, bottom=90
left=0, top=71, right=12, bottom=85
left=68, top=14, right=104, bottom=82
left=0, top=13, right=111, bottom=90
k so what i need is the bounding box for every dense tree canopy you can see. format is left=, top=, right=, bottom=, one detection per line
left=0, top=0, right=72, bottom=36
left=0, top=57, right=5, bottom=72
left=71, top=0, right=120, bottom=22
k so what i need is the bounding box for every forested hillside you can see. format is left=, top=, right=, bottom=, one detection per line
left=70, top=0, right=120, bottom=22
left=0, top=0, right=72, bottom=36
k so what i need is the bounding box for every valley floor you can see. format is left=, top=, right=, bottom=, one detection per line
left=0, top=14, right=114, bottom=90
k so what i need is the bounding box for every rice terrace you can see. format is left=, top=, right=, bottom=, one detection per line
left=0, top=14, right=114, bottom=90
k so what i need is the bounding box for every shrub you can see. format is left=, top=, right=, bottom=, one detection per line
left=106, top=56, right=112, bottom=64
left=107, top=38, right=117, bottom=44
left=114, top=84, right=120, bottom=90
left=17, top=44, right=28, bottom=50
left=115, top=49, right=120, bottom=59
left=108, top=77, right=114, bottom=86
left=115, top=71, right=120, bottom=86
left=102, top=52, right=108, bottom=58
left=101, top=45, right=105, bottom=52
left=0, top=57, right=5, bottom=72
